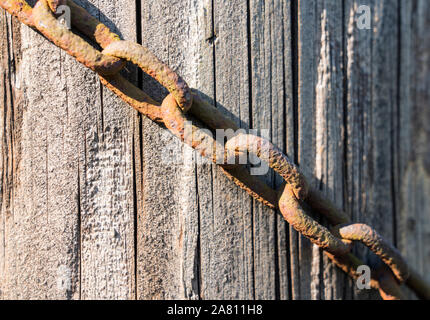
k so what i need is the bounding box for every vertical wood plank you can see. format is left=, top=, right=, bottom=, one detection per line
left=296, top=0, right=347, bottom=300
left=398, top=0, right=430, bottom=300
left=137, top=0, right=293, bottom=300
left=0, top=0, right=427, bottom=301
left=0, top=0, right=139, bottom=299
left=137, top=0, right=204, bottom=299
left=200, top=0, right=254, bottom=299
left=76, top=0, right=137, bottom=299
left=0, top=12, right=81, bottom=299
left=0, top=13, right=23, bottom=299
left=295, top=0, right=316, bottom=299
left=249, top=0, right=292, bottom=300
left=345, top=0, right=399, bottom=299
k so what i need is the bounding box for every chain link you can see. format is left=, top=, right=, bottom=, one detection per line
left=1, top=0, right=429, bottom=300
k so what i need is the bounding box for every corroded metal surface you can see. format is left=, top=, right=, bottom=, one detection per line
left=104, top=41, right=193, bottom=112
left=0, top=0, right=34, bottom=26
left=278, top=185, right=350, bottom=256
left=220, top=166, right=278, bottom=209
left=324, top=252, right=381, bottom=290
left=225, top=134, right=309, bottom=200
left=189, top=91, right=239, bottom=132
left=161, top=94, right=224, bottom=163
left=32, top=0, right=124, bottom=75
left=161, top=93, right=278, bottom=209
left=306, top=188, right=350, bottom=225
left=100, top=74, right=164, bottom=123
left=338, top=223, right=410, bottom=283
left=66, top=0, right=120, bottom=48
left=374, top=265, right=406, bottom=300
left=1, top=0, right=429, bottom=300
left=47, top=0, right=65, bottom=12
left=406, top=269, right=430, bottom=300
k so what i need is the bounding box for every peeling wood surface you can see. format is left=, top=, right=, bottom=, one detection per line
left=0, top=0, right=429, bottom=300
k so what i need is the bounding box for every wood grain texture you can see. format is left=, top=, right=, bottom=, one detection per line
left=344, top=0, right=399, bottom=300
left=76, top=0, right=137, bottom=300
left=0, top=0, right=429, bottom=300
left=0, top=0, right=138, bottom=299
left=137, top=0, right=201, bottom=299
left=137, top=0, right=293, bottom=300
left=398, top=0, right=430, bottom=300
left=0, top=12, right=81, bottom=299
left=296, top=0, right=350, bottom=300
left=204, top=0, right=254, bottom=299
left=249, top=0, right=292, bottom=300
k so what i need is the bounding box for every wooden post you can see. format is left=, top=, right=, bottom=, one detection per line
left=0, top=0, right=429, bottom=300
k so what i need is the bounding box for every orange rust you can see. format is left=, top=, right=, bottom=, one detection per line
left=1, top=0, right=430, bottom=301
left=278, top=185, right=350, bottom=256
left=374, top=265, right=405, bottom=300
left=161, top=94, right=278, bottom=208
left=46, top=0, right=65, bottom=12
left=32, top=0, right=124, bottom=75
left=225, top=133, right=309, bottom=200
left=189, top=91, right=239, bottom=132
left=306, top=188, right=350, bottom=225
left=0, top=0, right=34, bottom=26
left=103, top=41, right=192, bottom=112
left=220, top=166, right=278, bottom=209
left=161, top=94, right=228, bottom=164
left=324, top=252, right=380, bottom=290
left=406, top=269, right=430, bottom=300
left=337, top=223, right=410, bottom=283
left=99, top=74, right=164, bottom=123
left=67, top=0, right=120, bottom=48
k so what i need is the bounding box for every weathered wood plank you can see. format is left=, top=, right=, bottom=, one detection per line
left=398, top=0, right=430, bottom=300
left=0, top=12, right=81, bottom=299
left=138, top=0, right=293, bottom=300
left=249, top=0, right=292, bottom=300
left=76, top=0, right=137, bottom=299
left=137, top=0, right=202, bottom=299
left=344, top=0, right=399, bottom=299
left=0, top=0, right=428, bottom=301
left=0, top=0, right=138, bottom=299
left=0, top=12, right=23, bottom=300
left=296, top=0, right=348, bottom=300
left=280, top=0, right=295, bottom=301
left=200, top=0, right=254, bottom=299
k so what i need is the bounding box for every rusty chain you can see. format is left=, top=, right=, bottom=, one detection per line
left=1, top=0, right=429, bottom=300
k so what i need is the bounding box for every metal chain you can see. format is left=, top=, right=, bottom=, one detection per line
left=1, top=0, right=429, bottom=300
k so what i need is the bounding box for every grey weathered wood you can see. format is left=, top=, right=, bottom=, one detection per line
left=204, top=0, right=254, bottom=299
left=1, top=0, right=429, bottom=300
left=76, top=0, right=137, bottom=299
left=345, top=0, right=399, bottom=299
left=249, top=0, right=292, bottom=300
left=0, top=13, right=81, bottom=299
left=137, top=0, right=293, bottom=300
left=296, top=0, right=349, bottom=300
left=0, top=0, right=137, bottom=299
left=398, top=0, right=430, bottom=300
left=137, top=0, right=201, bottom=299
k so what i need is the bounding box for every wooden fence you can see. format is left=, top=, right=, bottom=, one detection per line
left=0, top=0, right=429, bottom=299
